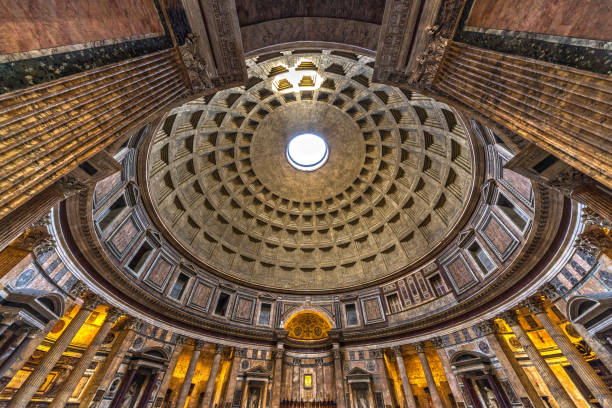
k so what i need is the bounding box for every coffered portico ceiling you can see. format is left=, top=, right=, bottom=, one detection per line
left=145, top=51, right=475, bottom=290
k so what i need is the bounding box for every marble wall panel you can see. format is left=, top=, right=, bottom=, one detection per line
left=480, top=213, right=519, bottom=260
left=108, top=215, right=141, bottom=257
left=0, top=0, right=164, bottom=55
left=443, top=253, right=477, bottom=293
left=144, top=254, right=174, bottom=290
left=465, top=0, right=611, bottom=41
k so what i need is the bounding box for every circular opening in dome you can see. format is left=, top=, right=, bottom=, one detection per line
left=286, top=133, right=329, bottom=171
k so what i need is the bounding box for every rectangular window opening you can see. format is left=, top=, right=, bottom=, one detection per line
left=345, top=303, right=358, bottom=326
left=258, top=303, right=272, bottom=325
left=386, top=293, right=402, bottom=314
left=215, top=292, right=231, bottom=316
left=98, top=194, right=127, bottom=231
left=468, top=242, right=496, bottom=274
left=532, top=154, right=559, bottom=174
left=127, top=241, right=154, bottom=274
left=169, top=273, right=189, bottom=300
left=496, top=194, right=528, bottom=230
left=429, top=274, right=446, bottom=297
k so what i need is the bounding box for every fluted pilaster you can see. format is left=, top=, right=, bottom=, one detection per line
left=154, top=335, right=186, bottom=408
left=393, top=346, right=417, bottom=408
left=224, top=347, right=245, bottom=405
left=476, top=320, right=544, bottom=408
left=501, top=310, right=577, bottom=408
left=200, top=344, right=225, bottom=408
left=332, top=344, right=346, bottom=408
left=50, top=307, right=122, bottom=408
left=176, top=340, right=205, bottom=408
left=431, top=337, right=465, bottom=408
left=415, top=342, right=443, bottom=408
left=524, top=297, right=612, bottom=406
left=271, top=344, right=284, bottom=408
left=79, top=318, right=142, bottom=408
left=7, top=292, right=101, bottom=408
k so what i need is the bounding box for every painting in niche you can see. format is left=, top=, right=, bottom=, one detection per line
left=304, top=374, right=312, bottom=389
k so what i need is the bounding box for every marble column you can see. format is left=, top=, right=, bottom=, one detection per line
left=0, top=323, right=51, bottom=392
left=0, top=312, right=20, bottom=336
left=7, top=293, right=101, bottom=408
left=431, top=338, right=465, bottom=408
left=50, top=307, right=122, bottom=407
left=224, top=347, right=244, bottom=407
left=501, top=310, right=577, bottom=408
left=392, top=346, right=416, bottom=408
left=271, top=344, right=284, bottom=408
left=112, top=368, right=138, bottom=407
left=476, top=320, right=544, bottom=408
left=525, top=297, right=612, bottom=406
left=373, top=349, right=393, bottom=408
left=540, top=282, right=612, bottom=374
left=415, top=342, right=443, bottom=408
left=573, top=323, right=612, bottom=373
left=200, top=344, right=225, bottom=408
left=0, top=327, right=30, bottom=362
left=460, top=377, right=482, bottom=408
left=137, top=370, right=159, bottom=408
left=316, top=358, right=324, bottom=400
left=176, top=340, right=205, bottom=408
left=332, top=344, right=346, bottom=408
left=154, top=335, right=187, bottom=408
left=79, top=318, right=142, bottom=408
left=0, top=327, right=43, bottom=381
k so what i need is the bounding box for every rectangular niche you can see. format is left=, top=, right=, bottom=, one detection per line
left=344, top=303, right=359, bottom=327
left=125, top=239, right=155, bottom=277
left=257, top=303, right=272, bottom=326
left=214, top=292, right=232, bottom=317
left=168, top=272, right=191, bottom=302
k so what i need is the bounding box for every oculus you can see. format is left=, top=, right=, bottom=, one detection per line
left=286, top=133, right=328, bottom=171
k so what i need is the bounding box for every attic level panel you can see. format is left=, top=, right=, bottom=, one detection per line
left=235, top=0, right=386, bottom=26
left=0, top=0, right=164, bottom=55
left=465, top=0, right=612, bottom=41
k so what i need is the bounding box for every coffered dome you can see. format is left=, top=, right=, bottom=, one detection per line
left=144, top=51, right=476, bottom=290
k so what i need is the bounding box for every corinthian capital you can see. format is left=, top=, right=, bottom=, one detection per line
left=476, top=320, right=498, bottom=336
left=521, top=297, right=546, bottom=315
left=53, top=174, right=88, bottom=198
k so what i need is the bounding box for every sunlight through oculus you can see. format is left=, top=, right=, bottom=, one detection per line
left=286, top=133, right=329, bottom=171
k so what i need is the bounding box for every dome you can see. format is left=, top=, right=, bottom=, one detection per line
left=144, top=52, right=476, bottom=291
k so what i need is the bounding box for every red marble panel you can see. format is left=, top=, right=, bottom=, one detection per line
left=0, top=0, right=164, bottom=54
left=446, top=257, right=474, bottom=290
left=109, top=217, right=137, bottom=253
left=363, top=298, right=382, bottom=321
left=94, top=172, right=122, bottom=203
left=147, top=257, right=173, bottom=287
left=502, top=169, right=532, bottom=201
left=234, top=297, right=254, bottom=321
left=190, top=281, right=212, bottom=308
left=466, top=0, right=611, bottom=41
left=483, top=217, right=513, bottom=254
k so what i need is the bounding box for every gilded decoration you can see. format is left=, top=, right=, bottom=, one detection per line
left=285, top=311, right=332, bottom=341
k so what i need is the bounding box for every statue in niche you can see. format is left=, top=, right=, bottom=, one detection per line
left=246, top=386, right=260, bottom=408
left=121, top=381, right=140, bottom=408
left=354, top=388, right=369, bottom=408
left=483, top=387, right=500, bottom=408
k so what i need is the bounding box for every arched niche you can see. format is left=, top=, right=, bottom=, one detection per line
left=567, top=293, right=612, bottom=333
left=284, top=310, right=333, bottom=341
